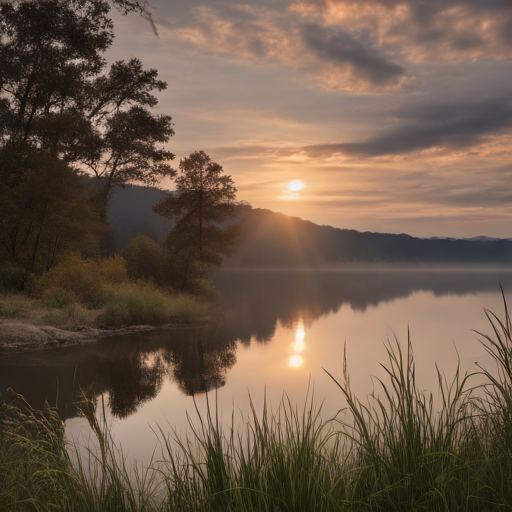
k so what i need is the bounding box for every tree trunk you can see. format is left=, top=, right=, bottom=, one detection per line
left=47, top=234, right=61, bottom=271
left=199, top=183, right=203, bottom=261
left=180, top=251, right=193, bottom=291
left=91, top=182, right=111, bottom=224
left=29, top=199, right=49, bottom=273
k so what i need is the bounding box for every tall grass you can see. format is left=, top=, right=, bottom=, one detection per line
left=0, top=388, right=162, bottom=512
left=471, top=291, right=512, bottom=508
left=325, top=336, right=475, bottom=511
left=159, top=392, right=346, bottom=512
left=2, top=297, right=512, bottom=511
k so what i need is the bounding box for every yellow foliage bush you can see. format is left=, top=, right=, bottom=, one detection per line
left=34, top=252, right=128, bottom=307
left=99, top=281, right=210, bottom=327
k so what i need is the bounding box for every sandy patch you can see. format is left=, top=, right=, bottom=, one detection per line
left=0, top=321, right=97, bottom=351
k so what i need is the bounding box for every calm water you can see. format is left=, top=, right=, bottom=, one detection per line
left=1, top=269, right=512, bottom=465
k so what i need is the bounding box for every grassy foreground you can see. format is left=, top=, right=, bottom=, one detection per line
left=1, top=299, right=512, bottom=511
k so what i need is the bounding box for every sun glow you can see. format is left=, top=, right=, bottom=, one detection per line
left=288, top=354, right=304, bottom=367
left=287, top=179, right=305, bottom=192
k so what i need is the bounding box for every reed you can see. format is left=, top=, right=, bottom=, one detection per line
left=2, top=297, right=512, bottom=511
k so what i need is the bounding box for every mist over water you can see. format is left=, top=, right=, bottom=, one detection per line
left=1, top=268, right=512, bottom=465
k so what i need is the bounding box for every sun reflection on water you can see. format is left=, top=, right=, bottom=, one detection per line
left=288, top=354, right=304, bottom=368
left=293, top=323, right=305, bottom=353
left=288, top=319, right=306, bottom=367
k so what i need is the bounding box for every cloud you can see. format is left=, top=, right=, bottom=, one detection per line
left=292, top=0, right=512, bottom=62
left=159, top=4, right=412, bottom=92
left=170, top=5, right=293, bottom=63
left=155, top=0, right=512, bottom=94
left=301, top=23, right=407, bottom=86
left=203, top=97, right=512, bottom=162
left=301, top=98, right=512, bottom=157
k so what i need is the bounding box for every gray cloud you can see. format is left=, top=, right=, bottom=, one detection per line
left=301, top=23, right=407, bottom=85
left=303, top=98, right=512, bottom=157
left=299, top=0, right=512, bottom=61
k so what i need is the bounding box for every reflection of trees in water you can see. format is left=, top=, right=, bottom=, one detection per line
left=0, top=326, right=237, bottom=421
left=164, top=329, right=236, bottom=396
left=214, top=270, right=512, bottom=345
left=91, top=350, right=167, bottom=418
left=86, top=327, right=236, bottom=417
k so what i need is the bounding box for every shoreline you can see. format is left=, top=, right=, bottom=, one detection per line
left=0, top=320, right=204, bottom=353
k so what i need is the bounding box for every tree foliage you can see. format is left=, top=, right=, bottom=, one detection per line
left=3, top=0, right=156, bottom=29
left=0, top=147, right=101, bottom=276
left=0, top=0, right=175, bottom=221
left=0, top=0, right=113, bottom=145
left=154, top=151, right=238, bottom=290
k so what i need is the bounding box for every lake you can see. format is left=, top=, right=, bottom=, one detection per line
left=1, top=268, right=512, bottom=466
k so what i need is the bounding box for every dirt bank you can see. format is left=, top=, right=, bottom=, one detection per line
left=0, top=321, right=199, bottom=352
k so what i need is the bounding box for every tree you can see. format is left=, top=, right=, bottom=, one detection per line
left=0, top=0, right=175, bottom=222
left=0, top=147, right=101, bottom=275
left=153, top=151, right=238, bottom=289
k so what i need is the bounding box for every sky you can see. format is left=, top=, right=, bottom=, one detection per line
left=107, top=0, right=512, bottom=238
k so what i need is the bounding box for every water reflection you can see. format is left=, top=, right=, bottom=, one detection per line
left=288, top=354, right=303, bottom=368
left=293, top=320, right=306, bottom=354
left=213, top=269, right=512, bottom=344
left=164, top=330, right=236, bottom=396
left=288, top=319, right=306, bottom=368
left=91, top=350, right=167, bottom=418
left=0, top=325, right=236, bottom=420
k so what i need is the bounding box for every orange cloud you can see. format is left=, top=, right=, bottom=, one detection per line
left=292, top=0, right=512, bottom=63
left=165, top=4, right=412, bottom=93
left=158, top=1, right=512, bottom=94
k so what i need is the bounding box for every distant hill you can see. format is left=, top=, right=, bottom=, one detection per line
left=106, top=184, right=251, bottom=248
left=107, top=184, right=172, bottom=247
left=106, top=186, right=511, bottom=265
left=426, top=236, right=512, bottom=243
left=225, top=208, right=512, bottom=267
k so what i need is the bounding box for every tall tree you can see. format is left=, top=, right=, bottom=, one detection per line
left=0, top=147, right=101, bottom=274
left=0, top=0, right=175, bottom=221
left=154, top=151, right=238, bottom=289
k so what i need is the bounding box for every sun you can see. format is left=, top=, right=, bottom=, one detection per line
left=287, top=179, right=305, bottom=192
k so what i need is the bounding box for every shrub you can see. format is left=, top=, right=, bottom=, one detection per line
left=0, top=292, right=35, bottom=318
left=165, top=294, right=211, bottom=324
left=121, top=235, right=165, bottom=284
left=34, top=252, right=128, bottom=307
left=0, top=263, right=26, bottom=291
left=98, top=281, right=210, bottom=328
left=41, top=288, right=78, bottom=309
left=65, top=303, right=99, bottom=328
left=187, top=276, right=220, bottom=300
